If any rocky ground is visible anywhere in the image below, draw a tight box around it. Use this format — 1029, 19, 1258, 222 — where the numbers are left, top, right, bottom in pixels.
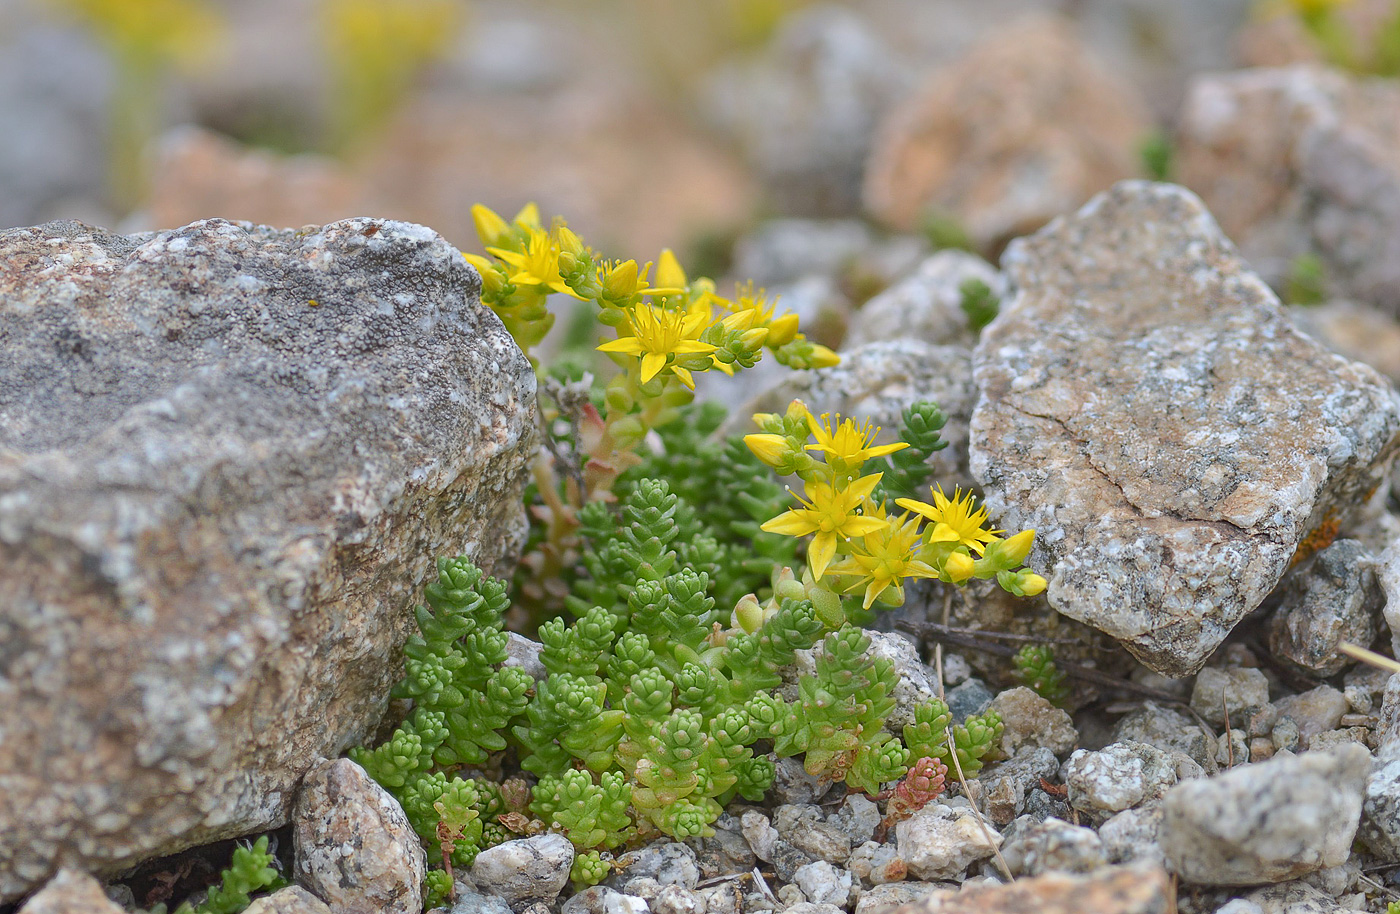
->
7, 1, 1400, 914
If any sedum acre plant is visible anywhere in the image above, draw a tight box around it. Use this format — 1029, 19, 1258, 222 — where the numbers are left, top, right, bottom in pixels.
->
350, 204, 1044, 898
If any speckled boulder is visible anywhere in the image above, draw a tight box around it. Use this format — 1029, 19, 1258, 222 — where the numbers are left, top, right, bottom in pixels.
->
971, 181, 1400, 676
0, 218, 536, 900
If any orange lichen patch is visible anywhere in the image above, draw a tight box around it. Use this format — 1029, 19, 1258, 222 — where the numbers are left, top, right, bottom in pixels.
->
1290, 510, 1341, 568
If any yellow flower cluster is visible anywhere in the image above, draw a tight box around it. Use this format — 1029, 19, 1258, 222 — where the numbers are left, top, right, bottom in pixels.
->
464, 203, 839, 388
746, 400, 1046, 610
46, 0, 220, 68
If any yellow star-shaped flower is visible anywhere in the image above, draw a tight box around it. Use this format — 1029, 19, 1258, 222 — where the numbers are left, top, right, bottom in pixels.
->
760, 473, 889, 579
596, 303, 716, 389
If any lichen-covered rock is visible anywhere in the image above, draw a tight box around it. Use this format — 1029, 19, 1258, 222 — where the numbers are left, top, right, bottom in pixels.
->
470, 835, 574, 908
1268, 540, 1382, 677
843, 251, 1004, 351
15, 869, 125, 914
1360, 743, 1400, 861
0, 218, 535, 900
971, 180, 1400, 677
1160, 744, 1371, 885
863, 15, 1151, 251
293, 758, 425, 914
772, 806, 852, 866
1063, 741, 1200, 821
902, 863, 1171, 914
1174, 66, 1400, 317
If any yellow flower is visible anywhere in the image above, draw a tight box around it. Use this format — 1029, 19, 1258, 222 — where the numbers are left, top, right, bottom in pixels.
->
828, 510, 936, 609
761, 474, 889, 579
805, 412, 908, 467
596, 303, 716, 388
655, 248, 687, 291
471, 204, 512, 249
944, 551, 976, 583
488, 224, 578, 297
897, 486, 1001, 555
743, 433, 792, 467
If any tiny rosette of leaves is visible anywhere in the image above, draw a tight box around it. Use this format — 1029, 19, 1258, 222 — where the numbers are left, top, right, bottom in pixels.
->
172, 836, 284, 914
1013, 643, 1070, 706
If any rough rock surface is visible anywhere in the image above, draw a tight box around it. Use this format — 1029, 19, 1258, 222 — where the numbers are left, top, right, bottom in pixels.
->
893, 803, 1001, 880
1063, 741, 1197, 821
293, 758, 425, 914
904, 863, 1171, 914
843, 251, 1003, 350
1267, 539, 1382, 677
998, 815, 1106, 877
1160, 744, 1371, 884
863, 15, 1151, 250
970, 181, 1400, 676
987, 687, 1077, 757
15, 869, 125, 914
0, 218, 536, 899
1175, 66, 1400, 317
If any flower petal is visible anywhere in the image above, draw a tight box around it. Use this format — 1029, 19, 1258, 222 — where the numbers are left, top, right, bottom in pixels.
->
809, 532, 837, 580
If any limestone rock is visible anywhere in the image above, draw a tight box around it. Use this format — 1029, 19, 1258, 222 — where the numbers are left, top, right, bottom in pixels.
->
901, 863, 1171, 914
293, 758, 424, 914
15, 869, 125, 914
1274, 686, 1350, 750
1191, 668, 1271, 729
1113, 702, 1218, 775
971, 180, 1400, 676
843, 251, 1004, 351
0, 218, 535, 899
1267, 539, 1382, 677
1175, 65, 1400, 317
1160, 744, 1371, 885
998, 815, 1105, 878
1063, 741, 1197, 821
852, 882, 937, 914
987, 687, 1078, 758
863, 15, 1151, 251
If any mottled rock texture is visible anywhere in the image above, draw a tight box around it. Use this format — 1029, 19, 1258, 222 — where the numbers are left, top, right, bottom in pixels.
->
863, 15, 1151, 251
15, 869, 125, 914
903, 862, 1171, 914
1267, 539, 1382, 677
971, 181, 1400, 676
244, 887, 334, 914
1175, 65, 1400, 317
293, 758, 425, 914
0, 218, 536, 900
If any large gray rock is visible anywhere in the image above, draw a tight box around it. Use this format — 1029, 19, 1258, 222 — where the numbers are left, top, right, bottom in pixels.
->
1159, 745, 1371, 885
971, 181, 1400, 676
0, 218, 536, 900
1175, 65, 1400, 318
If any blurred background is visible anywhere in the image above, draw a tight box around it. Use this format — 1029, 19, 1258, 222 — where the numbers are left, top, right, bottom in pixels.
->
1, 0, 1394, 275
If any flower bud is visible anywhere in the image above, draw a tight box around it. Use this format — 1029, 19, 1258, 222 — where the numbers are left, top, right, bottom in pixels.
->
655, 248, 687, 291
983, 529, 1036, 571
733, 593, 766, 634
808, 344, 841, 368
1018, 572, 1047, 597
740, 327, 770, 350
773, 567, 806, 602
471, 204, 511, 248
767, 312, 801, 347
944, 551, 976, 583
603, 260, 639, 300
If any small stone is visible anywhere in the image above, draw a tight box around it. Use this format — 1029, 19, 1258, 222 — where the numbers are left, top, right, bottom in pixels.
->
1244, 705, 1280, 740
1249, 738, 1276, 763
774, 806, 851, 866
894, 803, 1001, 881
791, 861, 852, 908
775, 885, 805, 909
998, 816, 1106, 878
844, 251, 1004, 350
1378, 674, 1400, 747
1267, 540, 1382, 677
1309, 727, 1372, 753
1219, 881, 1351, 914
1271, 718, 1301, 753
563, 886, 620, 914
852, 883, 939, 914
686, 815, 756, 880
445, 889, 513, 914
470, 834, 574, 908
618, 879, 663, 903
243, 886, 333, 914
293, 758, 425, 914
504, 633, 547, 682
741, 811, 779, 863
827, 795, 881, 847
615, 843, 700, 890
946, 679, 995, 724
768, 758, 837, 807
1098, 805, 1165, 869
1160, 744, 1371, 884
901, 863, 1171, 914
847, 842, 907, 886
1113, 703, 1218, 774
1021, 788, 1072, 824
770, 840, 815, 884
1063, 742, 1196, 820
988, 688, 1078, 757
969, 180, 1400, 677
1216, 729, 1249, 768
604, 894, 649, 914
1274, 686, 1350, 749
980, 747, 1061, 826
16, 869, 126, 914
699, 883, 743, 914
1190, 668, 1271, 729
651, 886, 703, 914
941, 654, 972, 687
782, 904, 843, 914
